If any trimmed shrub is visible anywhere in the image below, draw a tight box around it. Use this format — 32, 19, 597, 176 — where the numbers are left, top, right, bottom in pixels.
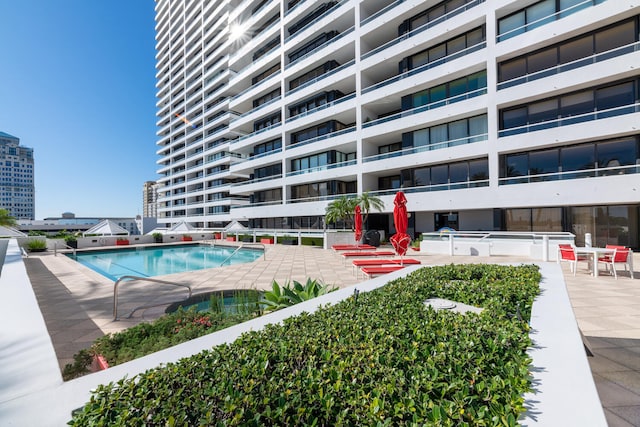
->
69, 264, 540, 426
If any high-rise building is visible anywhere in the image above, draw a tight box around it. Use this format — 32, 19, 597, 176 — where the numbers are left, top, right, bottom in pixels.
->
154, 0, 640, 249
0, 131, 35, 220
142, 180, 160, 217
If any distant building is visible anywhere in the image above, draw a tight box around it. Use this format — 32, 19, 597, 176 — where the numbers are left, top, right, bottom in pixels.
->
18, 212, 143, 235
142, 181, 160, 218
0, 131, 35, 220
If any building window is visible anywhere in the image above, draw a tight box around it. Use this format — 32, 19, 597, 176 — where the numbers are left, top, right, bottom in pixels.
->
288, 2, 337, 36
288, 31, 338, 63
399, 26, 485, 73
497, 0, 607, 42
500, 136, 640, 184
500, 78, 638, 135
253, 112, 281, 131
289, 60, 339, 90
288, 90, 344, 117
498, 17, 637, 85
290, 120, 348, 145
253, 139, 282, 156
253, 88, 281, 108
403, 71, 486, 110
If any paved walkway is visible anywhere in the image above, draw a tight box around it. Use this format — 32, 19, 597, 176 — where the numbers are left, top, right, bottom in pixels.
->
21, 244, 640, 426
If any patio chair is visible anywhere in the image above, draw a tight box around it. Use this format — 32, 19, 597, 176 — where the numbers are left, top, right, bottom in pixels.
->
598, 247, 632, 279
559, 247, 589, 276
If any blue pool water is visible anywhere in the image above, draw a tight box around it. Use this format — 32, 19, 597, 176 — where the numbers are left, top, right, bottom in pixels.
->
68, 244, 263, 281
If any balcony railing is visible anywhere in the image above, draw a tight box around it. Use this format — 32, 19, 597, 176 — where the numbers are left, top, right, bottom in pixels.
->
497, 0, 607, 43
230, 173, 283, 187
363, 134, 488, 163
286, 93, 356, 123
285, 26, 354, 69
361, 0, 484, 59
286, 159, 356, 177
246, 147, 282, 162
288, 126, 356, 150
232, 122, 282, 144
370, 179, 490, 197
498, 41, 640, 90
286, 59, 355, 96
234, 96, 281, 121
284, 0, 347, 44
231, 71, 281, 102
362, 42, 485, 94
363, 88, 487, 129
287, 191, 358, 204
498, 102, 640, 138
499, 163, 639, 185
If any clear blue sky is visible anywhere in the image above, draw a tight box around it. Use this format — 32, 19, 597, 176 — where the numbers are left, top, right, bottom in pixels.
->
0, 1, 158, 219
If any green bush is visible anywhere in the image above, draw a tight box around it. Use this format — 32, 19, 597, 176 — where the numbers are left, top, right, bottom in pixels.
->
301, 236, 323, 246
26, 239, 46, 251
69, 264, 540, 426
260, 278, 337, 312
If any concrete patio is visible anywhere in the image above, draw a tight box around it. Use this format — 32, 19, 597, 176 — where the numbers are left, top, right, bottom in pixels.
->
2, 241, 639, 425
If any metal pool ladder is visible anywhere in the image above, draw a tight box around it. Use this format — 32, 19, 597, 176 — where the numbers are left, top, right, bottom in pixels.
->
113, 275, 192, 320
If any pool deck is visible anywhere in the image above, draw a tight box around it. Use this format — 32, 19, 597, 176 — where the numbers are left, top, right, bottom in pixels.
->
6, 243, 640, 426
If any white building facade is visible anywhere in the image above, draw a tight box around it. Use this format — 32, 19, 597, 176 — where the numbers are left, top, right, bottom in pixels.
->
154, 0, 640, 249
0, 131, 35, 220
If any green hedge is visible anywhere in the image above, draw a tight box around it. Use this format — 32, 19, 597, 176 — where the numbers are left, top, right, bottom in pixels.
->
69, 264, 540, 426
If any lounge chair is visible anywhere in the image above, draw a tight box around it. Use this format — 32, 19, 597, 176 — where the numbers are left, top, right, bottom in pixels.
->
360, 265, 406, 279
331, 244, 375, 251
340, 250, 396, 264
352, 258, 421, 276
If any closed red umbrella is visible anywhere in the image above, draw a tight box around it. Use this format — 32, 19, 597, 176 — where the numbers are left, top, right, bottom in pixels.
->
390, 191, 410, 257
354, 205, 363, 243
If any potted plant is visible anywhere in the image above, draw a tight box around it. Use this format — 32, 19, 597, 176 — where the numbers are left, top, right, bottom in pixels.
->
26, 239, 47, 252
116, 237, 130, 246
65, 235, 78, 249
152, 232, 163, 243
239, 234, 253, 243
181, 234, 193, 242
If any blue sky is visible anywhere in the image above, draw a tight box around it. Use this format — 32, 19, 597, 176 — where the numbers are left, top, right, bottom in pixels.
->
0, 1, 158, 219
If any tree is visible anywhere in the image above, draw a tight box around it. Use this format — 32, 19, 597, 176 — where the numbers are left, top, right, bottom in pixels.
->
324, 196, 357, 229
0, 209, 16, 227
356, 192, 384, 228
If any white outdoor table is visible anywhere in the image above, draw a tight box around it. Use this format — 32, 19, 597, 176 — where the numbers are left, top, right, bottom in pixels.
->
574, 247, 615, 277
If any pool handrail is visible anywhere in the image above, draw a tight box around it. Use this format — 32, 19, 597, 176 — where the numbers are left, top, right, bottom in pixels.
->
53, 241, 76, 257
113, 275, 192, 320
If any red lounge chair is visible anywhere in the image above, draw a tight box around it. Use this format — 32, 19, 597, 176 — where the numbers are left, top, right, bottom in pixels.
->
558, 247, 589, 276
331, 244, 375, 251
340, 251, 396, 264
352, 258, 421, 275
360, 265, 406, 278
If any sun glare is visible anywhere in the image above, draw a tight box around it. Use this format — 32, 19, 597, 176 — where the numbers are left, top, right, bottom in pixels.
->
229, 22, 249, 42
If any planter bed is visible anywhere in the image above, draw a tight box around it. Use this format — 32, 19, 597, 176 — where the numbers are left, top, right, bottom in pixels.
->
70, 264, 541, 425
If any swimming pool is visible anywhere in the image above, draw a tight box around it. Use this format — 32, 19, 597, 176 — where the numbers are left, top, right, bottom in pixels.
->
68, 244, 263, 281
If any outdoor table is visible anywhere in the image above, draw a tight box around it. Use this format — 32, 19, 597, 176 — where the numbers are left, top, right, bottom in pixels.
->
574, 247, 615, 277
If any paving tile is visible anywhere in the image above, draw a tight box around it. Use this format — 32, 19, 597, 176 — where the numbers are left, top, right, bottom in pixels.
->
605, 408, 637, 427
593, 373, 640, 407
610, 406, 640, 426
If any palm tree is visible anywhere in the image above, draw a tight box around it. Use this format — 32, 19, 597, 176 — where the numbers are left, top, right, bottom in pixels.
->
324, 196, 357, 229
0, 209, 16, 227
356, 192, 384, 229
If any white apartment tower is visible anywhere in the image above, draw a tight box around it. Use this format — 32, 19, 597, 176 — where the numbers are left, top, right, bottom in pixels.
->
0, 131, 35, 220
142, 180, 160, 217
154, 0, 640, 249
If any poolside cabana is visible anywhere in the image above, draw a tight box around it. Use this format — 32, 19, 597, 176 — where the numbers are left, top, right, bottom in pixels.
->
82, 220, 129, 237
165, 220, 195, 234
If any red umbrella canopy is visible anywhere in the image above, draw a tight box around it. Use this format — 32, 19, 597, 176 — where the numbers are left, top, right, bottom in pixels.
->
354, 205, 363, 242
390, 191, 410, 256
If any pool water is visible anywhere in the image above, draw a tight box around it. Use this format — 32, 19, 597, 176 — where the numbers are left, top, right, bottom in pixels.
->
68, 244, 263, 281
